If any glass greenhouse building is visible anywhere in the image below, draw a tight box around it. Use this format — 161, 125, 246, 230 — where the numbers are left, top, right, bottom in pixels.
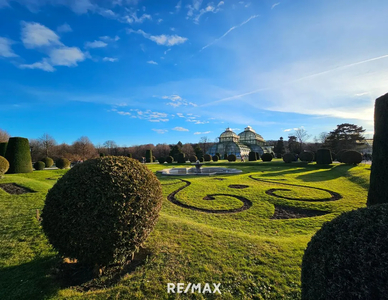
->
206, 126, 273, 160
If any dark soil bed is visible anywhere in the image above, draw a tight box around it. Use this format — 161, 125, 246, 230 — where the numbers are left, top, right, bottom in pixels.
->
228, 184, 249, 189
0, 183, 35, 195
271, 205, 329, 219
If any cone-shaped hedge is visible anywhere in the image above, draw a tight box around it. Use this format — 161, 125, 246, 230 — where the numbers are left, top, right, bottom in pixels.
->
302, 204, 388, 300
145, 149, 153, 163
368, 93, 388, 206
177, 153, 186, 163
0, 156, 9, 175
34, 161, 45, 170
5, 137, 33, 174
0, 142, 7, 157
41, 157, 54, 168
316, 149, 332, 165
41, 156, 163, 267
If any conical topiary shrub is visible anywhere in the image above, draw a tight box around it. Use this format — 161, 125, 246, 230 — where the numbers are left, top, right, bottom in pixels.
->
0, 142, 7, 157
368, 93, 388, 206
5, 137, 33, 174
316, 149, 332, 165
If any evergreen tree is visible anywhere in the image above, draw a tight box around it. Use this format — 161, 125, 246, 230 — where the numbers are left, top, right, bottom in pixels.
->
273, 137, 286, 155
325, 123, 365, 153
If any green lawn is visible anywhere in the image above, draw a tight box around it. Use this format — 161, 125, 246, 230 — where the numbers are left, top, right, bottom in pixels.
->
0, 160, 370, 299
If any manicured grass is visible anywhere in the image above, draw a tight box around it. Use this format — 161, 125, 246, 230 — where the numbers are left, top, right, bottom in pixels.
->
0, 161, 370, 299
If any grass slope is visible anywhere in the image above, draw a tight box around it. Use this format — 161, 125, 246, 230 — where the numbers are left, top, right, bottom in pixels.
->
0, 161, 370, 299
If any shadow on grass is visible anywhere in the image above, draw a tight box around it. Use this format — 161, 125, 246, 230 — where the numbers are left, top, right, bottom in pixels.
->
296, 164, 356, 182
0, 256, 59, 300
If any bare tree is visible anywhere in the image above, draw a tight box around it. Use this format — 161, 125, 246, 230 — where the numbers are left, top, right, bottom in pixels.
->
199, 136, 212, 154
103, 140, 117, 155
39, 133, 57, 157
181, 143, 195, 157
0, 129, 10, 142
153, 143, 171, 159
294, 128, 311, 150
72, 136, 97, 160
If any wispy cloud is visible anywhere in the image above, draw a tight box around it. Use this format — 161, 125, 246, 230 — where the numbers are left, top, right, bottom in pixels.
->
200, 14, 259, 52
57, 23, 72, 33
103, 57, 118, 62
194, 131, 211, 135
127, 29, 188, 46
271, 2, 280, 9
153, 129, 168, 134
19, 59, 55, 71
85, 40, 107, 48
21, 22, 62, 48
162, 94, 197, 107
173, 127, 189, 131
100, 35, 120, 42
147, 60, 158, 65
0, 37, 18, 57
175, 0, 182, 12
129, 109, 169, 122
123, 11, 152, 23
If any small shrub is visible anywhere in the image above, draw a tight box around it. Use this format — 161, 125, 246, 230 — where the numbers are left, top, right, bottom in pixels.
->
189, 155, 197, 163
4, 137, 33, 174
0, 156, 9, 175
34, 161, 45, 170
165, 156, 174, 163
227, 154, 236, 162
42, 156, 163, 267
316, 149, 332, 164
248, 151, 257, 161
145, 150, 153, 163
204, 154, 212, 162
282, 153, 295, 163
158, 157, 165, 164
212, 155, 219, 162
342, 150, 362, 165
56, 158, 70, 169
41, 157, 54, 168
299, 151, 314, 162
302, 204, 388, 300
177, 153, 186, 163
261, 153, 273, 162
199, 157, 204, 162
0, 142, 7, 157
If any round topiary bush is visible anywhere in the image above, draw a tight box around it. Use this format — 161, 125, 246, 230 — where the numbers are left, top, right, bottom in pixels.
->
227, 154, 236, 162
5, 137, 33, 174
177, 153, 186, 163
0, 156, 9, 175
158, 157, 165, 164
275, 153, 282, 159
41, 156, 163, 268
282, 153, 295, 163
212, 155, 219, 162
165, 156, 173, 164
341, 150, 362, 165
302, 203, 388, 300
0, 142, 7, 157
189, 155, 197, 163
316, 148, 332, 165
299, 151, 314, 162
261, 153, 273, 162
204, 154, 212, 162
199, 157, 204, 162
41, 157, 54, 168
248, 151, 257, 161
336, 149, 349, 163
34, 161, 45, 170
56, 158, 70, 169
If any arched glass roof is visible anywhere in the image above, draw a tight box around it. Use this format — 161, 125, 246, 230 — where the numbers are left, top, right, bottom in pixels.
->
219, 127, 240, 143
238, 126, 265, 144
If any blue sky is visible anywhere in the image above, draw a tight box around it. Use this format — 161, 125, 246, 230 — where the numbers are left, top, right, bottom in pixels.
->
1, 0, 387, 146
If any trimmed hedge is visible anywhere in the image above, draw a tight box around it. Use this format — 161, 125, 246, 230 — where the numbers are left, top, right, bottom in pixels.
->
189, 155, 197, 163
248, 151, 257, 161
5, 137, 33, 174
0, 142, 7, 157
342, 150, 362, 165
299, 151, 314, 162
158, 157, 165, 164
0, 156, 9, 175
368, 93, 388, 206
316, 149, 332, 164
177, 153, 186, 163
261, 153, 273, 162
199, 157, 204, 162
336, 149, 350, 163
212, 155, 219, 162
227, 154, 236, 162
204, 154, 212, 162
41, 157, 54, 168
165, 156, 173, 164
282, 153, 295, 163
145, 150, 153, 163
56, 158, 70, 169
34, 161, 45, 170
41, 156, 163, 267
302, 204, 388, 300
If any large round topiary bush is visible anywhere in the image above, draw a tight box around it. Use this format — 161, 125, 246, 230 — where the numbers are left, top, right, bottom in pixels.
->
302, 204, 388, 300
0, 156, 9, 175
299, 151, 314, 162
56, 158, 70, 169
158, 157, 165, 164
41, 157, 54, 168
189, 155, 197, 163
0, 142, 7, 157
316, 148, 332, 164
204, 154, 212, 162
5, 137, 33, 174
34, 161, 45, 170
261, 153, 273, 162
227, 154, 236, 162
282, 153, 295, 163
177, 153, 186, 163
41, 156, 163, 267
336, 149, 350, 163
341, 150, 362, 165
212, 155, 219, 162
165, 156, 173, 163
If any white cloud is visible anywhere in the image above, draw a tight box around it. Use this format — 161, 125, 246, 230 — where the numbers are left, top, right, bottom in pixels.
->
129, 109, 169, 122
194, 131, 211, 135
271, 2, 280, 9
162, 94, 197, 108
19, 59, 55, 72
153, 129, 168, 134
103, 57, 118, 62
117, 111, 131, 116
21, 22, 62, 49
85, 40, 108, 48
173, 127, 189, 131
147, 60, 158, 65
0, 37, 18, 57
57, 23, 72, 33
128, 29, 188, 46
49, 46, 85, 66
175, 0, 182, 12
100, 35, 120, 42
123, 12, 152, 23
283, 129, 292, 132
